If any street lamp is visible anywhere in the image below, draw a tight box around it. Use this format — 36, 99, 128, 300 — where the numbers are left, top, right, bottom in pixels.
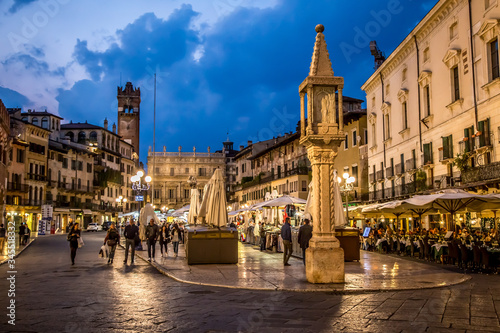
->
338, 173, 355, 225
131, 171, 152, 218
115, 195, 127, 207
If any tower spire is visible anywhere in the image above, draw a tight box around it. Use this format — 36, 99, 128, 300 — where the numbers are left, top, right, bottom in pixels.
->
309, 24, 334, 77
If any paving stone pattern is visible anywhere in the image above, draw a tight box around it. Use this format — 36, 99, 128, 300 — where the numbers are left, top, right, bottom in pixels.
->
0, 233, 499, 332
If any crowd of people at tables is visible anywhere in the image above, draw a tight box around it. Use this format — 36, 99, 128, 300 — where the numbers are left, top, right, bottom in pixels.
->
360, 221, 500, 272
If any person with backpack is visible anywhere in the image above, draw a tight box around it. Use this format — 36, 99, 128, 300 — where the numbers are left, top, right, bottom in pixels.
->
145, 218, 159, 262
103, 223, 120, 264
67, 223, 81, 265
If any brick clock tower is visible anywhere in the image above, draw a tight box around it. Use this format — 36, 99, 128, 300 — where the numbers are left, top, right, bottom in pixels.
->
117, 82, 140, 160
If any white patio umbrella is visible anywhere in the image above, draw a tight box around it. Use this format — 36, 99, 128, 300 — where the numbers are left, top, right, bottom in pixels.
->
187, 189, 201, 225
172, 204, 190, 217
257, 195, 307, 207
200, 169, 228, 228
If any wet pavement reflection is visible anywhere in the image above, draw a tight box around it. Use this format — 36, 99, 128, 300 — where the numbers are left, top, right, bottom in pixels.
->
0, 233, 499, 333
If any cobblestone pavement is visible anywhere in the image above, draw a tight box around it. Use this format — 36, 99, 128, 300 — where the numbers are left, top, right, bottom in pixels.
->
0, 233, 499, 333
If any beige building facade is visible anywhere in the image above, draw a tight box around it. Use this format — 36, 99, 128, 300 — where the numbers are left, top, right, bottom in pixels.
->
362, 0, 500, 201
148, 146, 226, 210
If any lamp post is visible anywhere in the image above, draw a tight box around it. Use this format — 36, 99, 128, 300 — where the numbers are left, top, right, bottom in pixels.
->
130, 171, 152, 218
338, 172, 355, 226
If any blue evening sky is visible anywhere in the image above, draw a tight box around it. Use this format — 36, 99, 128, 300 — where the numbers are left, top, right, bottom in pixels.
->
0, 0, 438, 163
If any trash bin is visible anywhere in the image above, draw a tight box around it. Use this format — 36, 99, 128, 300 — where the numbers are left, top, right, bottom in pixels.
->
335, 228, 360, 261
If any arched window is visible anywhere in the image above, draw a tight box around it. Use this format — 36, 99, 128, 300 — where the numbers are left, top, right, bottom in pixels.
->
78, 131, 86, 143
89, 131, 97, 142
39, 187, 43, 202
66, 132, 74, 142
41, 117, 49, 129
102, 133, 106, 146
52, 119, 55, 130
21, 117, 28, 122
34, 187, 38, 204
32, 117, 38, 126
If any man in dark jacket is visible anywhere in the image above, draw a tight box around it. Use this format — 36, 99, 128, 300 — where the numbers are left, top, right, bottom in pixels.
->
123, 219, 139, 264
281, 217, 293, 266
145, 219, 159, 262
298, 219, 313, 265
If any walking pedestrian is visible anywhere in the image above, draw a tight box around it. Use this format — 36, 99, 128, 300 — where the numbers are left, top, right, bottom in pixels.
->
259, 222, 267, 251
0, 223, 6, 254
123, 219, 139, 264
281, 217, 293, 266
298, 219, 313, 265
23, 226, 31, 245
103, 223, 120, 264
159, 224, 171, 258
68, 223, 81, 265
18, 222, 26, 246
145, 218, 159, 262
171, 223, 181, 257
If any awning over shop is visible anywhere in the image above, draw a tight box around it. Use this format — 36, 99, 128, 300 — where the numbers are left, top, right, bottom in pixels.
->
82, 209, 92, 215
54, 208, 70, 212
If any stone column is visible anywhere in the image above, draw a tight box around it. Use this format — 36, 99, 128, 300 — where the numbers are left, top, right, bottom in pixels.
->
299, 24, 345, 283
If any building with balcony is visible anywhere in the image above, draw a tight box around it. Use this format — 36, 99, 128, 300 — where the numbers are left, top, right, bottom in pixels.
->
334, 97, 369, 204
362, 0, 500, 202
6, 109, 50, 232
147, 146, 226, 210
60, 119, 137, 225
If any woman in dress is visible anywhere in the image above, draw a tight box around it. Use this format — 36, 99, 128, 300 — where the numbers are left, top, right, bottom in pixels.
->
68, 223, 81, 265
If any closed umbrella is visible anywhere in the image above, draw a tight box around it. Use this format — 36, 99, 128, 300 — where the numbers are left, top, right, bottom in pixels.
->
187, 189, 201, 225
197, 181, 213, 223
204, 169, 228, 228
333, 175, 347, 227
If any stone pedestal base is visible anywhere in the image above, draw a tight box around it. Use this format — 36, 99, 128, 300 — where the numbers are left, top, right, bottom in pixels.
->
305, 246, 345, 284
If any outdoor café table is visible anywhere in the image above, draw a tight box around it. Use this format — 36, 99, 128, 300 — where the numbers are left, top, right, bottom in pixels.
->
375, 238, 387, 247
431, 242, 448, 260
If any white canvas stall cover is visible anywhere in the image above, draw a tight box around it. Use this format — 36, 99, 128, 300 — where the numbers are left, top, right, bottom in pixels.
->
187, 189, 201, 224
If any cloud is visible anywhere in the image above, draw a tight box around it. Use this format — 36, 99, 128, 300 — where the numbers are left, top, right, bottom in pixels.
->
0, 86, 32, 108
2, 53, 64, 76
8, 0, 37, 13
54, 0, 439, 162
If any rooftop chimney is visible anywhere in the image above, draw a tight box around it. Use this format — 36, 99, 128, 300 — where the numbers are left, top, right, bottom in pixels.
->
240, 145, 244, 151
247, 140, 252, 146
112, 123, 116, 133
104, 118, 108, 130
